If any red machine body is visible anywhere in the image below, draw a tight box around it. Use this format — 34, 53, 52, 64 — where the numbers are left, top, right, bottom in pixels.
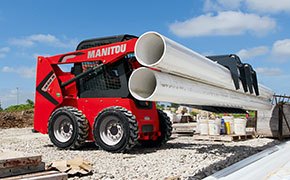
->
34, 37, 164, 147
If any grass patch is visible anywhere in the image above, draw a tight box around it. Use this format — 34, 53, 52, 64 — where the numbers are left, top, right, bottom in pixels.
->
1, 99, 34, 112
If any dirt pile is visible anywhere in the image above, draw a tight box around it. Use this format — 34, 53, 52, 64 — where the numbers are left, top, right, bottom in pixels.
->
0, 110, 34, 128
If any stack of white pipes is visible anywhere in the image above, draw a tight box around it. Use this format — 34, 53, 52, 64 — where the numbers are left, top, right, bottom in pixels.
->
128, 31, 274, 111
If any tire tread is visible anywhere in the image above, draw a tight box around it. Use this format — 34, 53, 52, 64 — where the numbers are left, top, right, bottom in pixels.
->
48, 106, 89, 150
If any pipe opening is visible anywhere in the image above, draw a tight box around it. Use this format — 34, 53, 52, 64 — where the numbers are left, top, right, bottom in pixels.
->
129, 68, 157, 100
135, 32, 165, 66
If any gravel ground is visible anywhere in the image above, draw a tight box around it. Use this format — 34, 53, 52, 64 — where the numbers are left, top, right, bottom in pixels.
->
0, 128, 281, 180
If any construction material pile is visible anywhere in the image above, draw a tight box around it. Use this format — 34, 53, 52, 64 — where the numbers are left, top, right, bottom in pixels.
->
129, 32, 273, 111
0, 110, 34, 128
197, 116, 247, 136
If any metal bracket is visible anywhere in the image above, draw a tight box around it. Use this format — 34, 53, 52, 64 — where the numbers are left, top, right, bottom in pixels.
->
206, 54, 260, 96
190, 105, 247, 113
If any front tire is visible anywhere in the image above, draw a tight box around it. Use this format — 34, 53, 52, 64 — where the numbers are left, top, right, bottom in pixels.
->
93, 106, 138, 153
48, 106, 89, 150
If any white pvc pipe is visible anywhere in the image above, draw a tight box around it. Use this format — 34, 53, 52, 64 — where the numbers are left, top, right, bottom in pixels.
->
135, 31, 273, 100
129, 68, 272, 111
205, 141, 290, 180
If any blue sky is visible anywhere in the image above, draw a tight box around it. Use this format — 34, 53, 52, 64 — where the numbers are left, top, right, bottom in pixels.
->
0, 0, 290, 108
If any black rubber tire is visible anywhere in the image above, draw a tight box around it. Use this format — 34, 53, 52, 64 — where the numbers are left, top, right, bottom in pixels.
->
48, 106, 89, 150
93, 106, 138, 153
139, 110, 172, 147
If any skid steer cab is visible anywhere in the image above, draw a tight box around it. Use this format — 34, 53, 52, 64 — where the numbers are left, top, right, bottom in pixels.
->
33, 35, 172, 153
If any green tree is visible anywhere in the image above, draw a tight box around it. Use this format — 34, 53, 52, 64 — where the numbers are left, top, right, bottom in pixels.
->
4, 99, 34, 112
170, 103, 179, 109
26, 99, 34, 107
156, 103, 165, 110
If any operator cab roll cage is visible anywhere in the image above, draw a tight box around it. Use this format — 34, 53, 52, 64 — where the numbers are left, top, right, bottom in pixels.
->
59, 34, 152, 109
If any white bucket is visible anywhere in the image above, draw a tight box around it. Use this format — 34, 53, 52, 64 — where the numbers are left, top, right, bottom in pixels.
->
208, 119, 221, 135
198, 119, 208, 135
222, 116, 234, 134
175, 114, 182, 123
234, 118, 247, 135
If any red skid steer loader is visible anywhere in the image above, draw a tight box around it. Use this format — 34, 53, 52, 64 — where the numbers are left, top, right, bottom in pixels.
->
33, 35, 172, 153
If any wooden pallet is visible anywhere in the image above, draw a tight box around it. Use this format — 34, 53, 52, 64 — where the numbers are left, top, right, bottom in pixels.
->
0, 150, 67, 179
2, 170, 67, 180
172, 122, 197, 135
192, 134, 254, 142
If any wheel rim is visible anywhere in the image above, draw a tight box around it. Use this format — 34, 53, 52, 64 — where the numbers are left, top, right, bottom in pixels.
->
99, 116, 124, 146
53, 115, 73, 143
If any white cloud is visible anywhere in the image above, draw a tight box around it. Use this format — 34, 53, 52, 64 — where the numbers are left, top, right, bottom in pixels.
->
29, 34, 58, 43
0, 47, 10, 53
0, 90, 17, 108
256, 67, 283, 76
245, 0, 290, 14
0, 89, 35, 108
235, 39, 290, 62
203, 0, 290, 14
9, 34, 77, 49
1, 66, 35, 78
237, 46, 269, 60
272, 39, 290, 58
204, 0, 243, 12
169, 11, 276, 37
33, 53, 51, 59
2, 66, 14, 72
0, 47, 10, 58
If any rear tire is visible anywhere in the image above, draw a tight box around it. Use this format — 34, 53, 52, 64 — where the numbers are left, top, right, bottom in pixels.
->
139, 110, 172, 147
48, 106, 89, 150
93, 106, 138, 153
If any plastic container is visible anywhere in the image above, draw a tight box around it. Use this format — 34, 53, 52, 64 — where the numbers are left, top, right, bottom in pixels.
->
175, 114, 182, 123
208, 119, 221, 135
234, 118, 247, 135
225, 122, 231, 135
198, 119, 208, 135
220, 118, 225, 134
222, 116, 234, 134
